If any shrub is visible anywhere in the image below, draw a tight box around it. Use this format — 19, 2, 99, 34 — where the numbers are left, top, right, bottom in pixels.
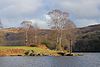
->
41, 40, 50, 48
30, 44, 37, 47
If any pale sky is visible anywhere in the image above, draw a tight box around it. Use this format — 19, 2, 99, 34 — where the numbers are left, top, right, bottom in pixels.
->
0, 0, 100, 28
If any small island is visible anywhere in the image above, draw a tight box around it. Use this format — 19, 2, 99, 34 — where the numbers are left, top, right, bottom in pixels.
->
0, 9, 80, 56
0, 1, 100, 67
0, 46, 80, 56
0, 9, 100, 56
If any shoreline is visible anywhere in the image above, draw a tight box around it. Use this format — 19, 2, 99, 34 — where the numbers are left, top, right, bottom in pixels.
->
0, 46, 81, 56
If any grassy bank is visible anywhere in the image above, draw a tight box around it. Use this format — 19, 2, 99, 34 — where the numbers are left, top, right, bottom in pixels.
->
0, 46, 81, 56
0, 46, 60, 56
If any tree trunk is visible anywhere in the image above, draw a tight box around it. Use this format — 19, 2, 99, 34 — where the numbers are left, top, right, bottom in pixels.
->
57, 30, 63, 51
69, 40, 72, 54
59, 37, 63, 51
25, 30, 28, 46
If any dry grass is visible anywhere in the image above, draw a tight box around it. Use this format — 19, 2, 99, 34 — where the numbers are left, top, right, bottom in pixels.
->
0, 46, 60, 56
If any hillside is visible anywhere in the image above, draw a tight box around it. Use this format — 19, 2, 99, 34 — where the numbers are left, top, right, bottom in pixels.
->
79, 24, 100, 33
74, 24, 100, 52
0, 28, 25, 46
0, 24, 100, 52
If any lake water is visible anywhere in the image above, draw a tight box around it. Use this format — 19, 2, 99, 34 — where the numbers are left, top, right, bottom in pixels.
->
0, 53, 100, 67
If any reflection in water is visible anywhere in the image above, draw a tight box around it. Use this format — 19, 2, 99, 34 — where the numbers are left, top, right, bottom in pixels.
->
0, 53, 100, 67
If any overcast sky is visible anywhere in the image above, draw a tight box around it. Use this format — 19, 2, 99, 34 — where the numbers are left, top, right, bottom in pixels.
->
0, 0, 100, 28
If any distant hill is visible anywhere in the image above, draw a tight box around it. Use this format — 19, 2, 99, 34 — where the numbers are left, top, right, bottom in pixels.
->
0, 28, 51, 46
0, 28, 20, 33
79, 24, 100, 33
74, 24, 100, 52
0, 28, 25, 46
0, 24, 100, 52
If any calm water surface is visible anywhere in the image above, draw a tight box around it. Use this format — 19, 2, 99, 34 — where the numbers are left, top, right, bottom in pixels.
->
0, 53, 100, 67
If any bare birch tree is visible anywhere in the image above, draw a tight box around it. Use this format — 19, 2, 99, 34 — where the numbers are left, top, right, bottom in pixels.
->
21, 21, 33, 46
33, 23, 40, 45
47, 9, 69, 50
21, 20, 40, 46
64, 20, 77, 54
0, 19, 3, 28
47, 9, 76, 52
